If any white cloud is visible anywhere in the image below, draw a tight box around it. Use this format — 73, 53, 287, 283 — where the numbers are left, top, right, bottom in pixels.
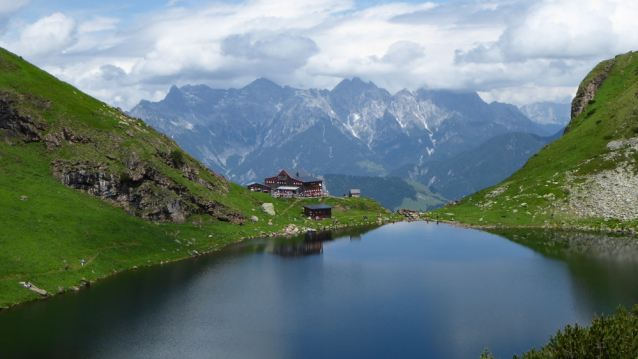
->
221, 33, 319, 64
379, 41, 426, 65
78, 16, 119, 33
0, 0, 29, 34
1, 0, 637, 110
13, 12, 77, 58
456, 0, 622, 63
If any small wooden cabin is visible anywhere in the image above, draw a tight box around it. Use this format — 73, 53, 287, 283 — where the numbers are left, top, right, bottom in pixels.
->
302, 204, 333, 219
349, 189, 361, 198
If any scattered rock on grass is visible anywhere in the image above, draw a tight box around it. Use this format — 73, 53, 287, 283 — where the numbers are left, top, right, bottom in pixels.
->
261, 203, 276, 216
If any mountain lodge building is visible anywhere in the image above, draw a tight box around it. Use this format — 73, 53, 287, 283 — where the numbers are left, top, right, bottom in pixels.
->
247, 168, 324, 197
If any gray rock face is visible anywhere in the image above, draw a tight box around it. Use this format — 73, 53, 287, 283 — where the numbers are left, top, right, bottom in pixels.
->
130, 78, 546, 184
50, 158, 245, 224
560, 137, 638, 221
570, 60, 615, 120
566, 166, 638, 220
0, 91, 49, 143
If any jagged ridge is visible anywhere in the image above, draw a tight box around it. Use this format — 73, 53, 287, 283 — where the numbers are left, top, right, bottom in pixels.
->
130, 78, 547, 184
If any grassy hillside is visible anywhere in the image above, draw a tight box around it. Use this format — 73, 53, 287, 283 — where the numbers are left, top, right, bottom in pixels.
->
0, 48, 398, 308
428, 51, 638, 231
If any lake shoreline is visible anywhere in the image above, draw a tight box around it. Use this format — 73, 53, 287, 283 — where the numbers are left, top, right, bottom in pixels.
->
0, 218, 403, 311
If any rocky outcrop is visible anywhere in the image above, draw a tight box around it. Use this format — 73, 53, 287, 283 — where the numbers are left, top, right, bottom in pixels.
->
0, 91, 49, 143
560, 137, 638, 221
397, 208, 420, 219
50, 159, 245, 224
570, 60, 615, 121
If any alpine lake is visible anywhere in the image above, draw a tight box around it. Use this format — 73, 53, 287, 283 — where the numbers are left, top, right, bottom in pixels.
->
2, 221, 638, 359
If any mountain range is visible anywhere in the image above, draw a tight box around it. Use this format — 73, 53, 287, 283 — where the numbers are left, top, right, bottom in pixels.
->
129, 78, 565, 187
519, 102, 570, 135
392, 130, 563, 200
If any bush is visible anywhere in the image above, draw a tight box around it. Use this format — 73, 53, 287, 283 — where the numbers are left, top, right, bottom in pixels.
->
510, 305, 638, 359
170, 149, 185, 167
119, 171, 131, 183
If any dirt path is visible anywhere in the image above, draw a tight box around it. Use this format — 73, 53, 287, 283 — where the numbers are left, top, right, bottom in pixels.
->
276, 198, 301, 218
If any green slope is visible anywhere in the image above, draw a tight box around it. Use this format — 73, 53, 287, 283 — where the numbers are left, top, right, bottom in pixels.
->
429, 51, 638, 231
0, 48, 397, 308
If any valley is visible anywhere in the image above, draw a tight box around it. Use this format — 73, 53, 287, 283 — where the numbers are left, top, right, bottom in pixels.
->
2, 1, 638, 358
0, 48, 399, 308
130, 78, 569, 210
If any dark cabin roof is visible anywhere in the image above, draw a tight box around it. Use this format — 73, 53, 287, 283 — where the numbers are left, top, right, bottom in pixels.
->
284, 168, 310, 178
272, 168, 321, 183
298, 176, 321, 183
302, 204, 333, 210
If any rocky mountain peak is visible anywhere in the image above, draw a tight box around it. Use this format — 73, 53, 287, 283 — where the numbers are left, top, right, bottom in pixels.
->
163, 85, 185, 106
130, 77, 548, 184
243, 77, 287, 102
331, 77, 389, 97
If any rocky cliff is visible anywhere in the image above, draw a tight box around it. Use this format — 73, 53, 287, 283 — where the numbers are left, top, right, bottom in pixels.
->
570, 59, 616, 120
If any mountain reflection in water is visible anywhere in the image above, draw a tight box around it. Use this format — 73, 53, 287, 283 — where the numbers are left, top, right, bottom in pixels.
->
492, 228, 638, 317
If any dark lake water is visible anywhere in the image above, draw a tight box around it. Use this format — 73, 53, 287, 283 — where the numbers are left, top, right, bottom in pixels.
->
2, 221, 638, 358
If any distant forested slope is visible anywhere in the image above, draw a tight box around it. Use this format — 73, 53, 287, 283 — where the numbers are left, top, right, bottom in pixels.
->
324, 174, 417, 210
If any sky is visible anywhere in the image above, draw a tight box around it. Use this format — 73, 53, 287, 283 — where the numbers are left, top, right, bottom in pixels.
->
0, 0, 637, 110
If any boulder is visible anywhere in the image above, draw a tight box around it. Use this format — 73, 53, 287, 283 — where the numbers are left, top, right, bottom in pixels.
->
261, 203, 276, 216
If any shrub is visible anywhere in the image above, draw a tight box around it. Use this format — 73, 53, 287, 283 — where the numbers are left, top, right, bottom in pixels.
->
512, 305, 638, 359
119, 171, 131, 183
170, 149, 185, 167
